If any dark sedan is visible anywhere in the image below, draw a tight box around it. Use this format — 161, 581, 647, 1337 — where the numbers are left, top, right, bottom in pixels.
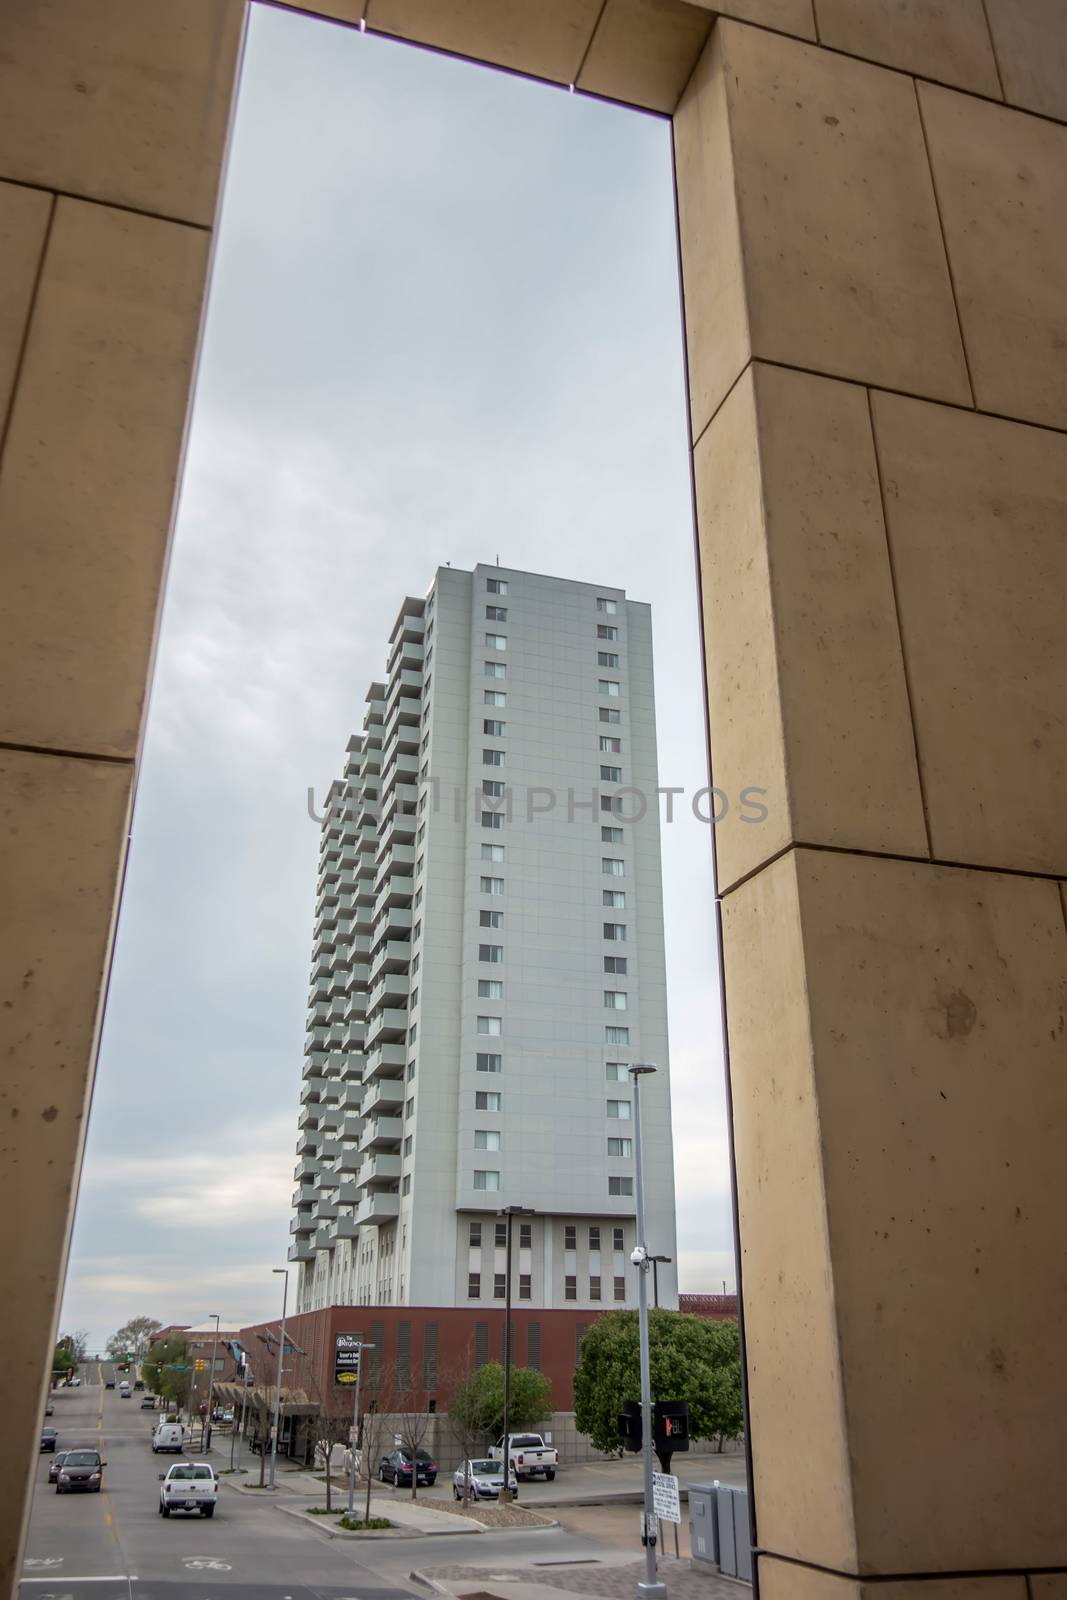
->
57, 1448, 105, 1493
379, 1448, 437, 1487
40, 1428, 58, 1453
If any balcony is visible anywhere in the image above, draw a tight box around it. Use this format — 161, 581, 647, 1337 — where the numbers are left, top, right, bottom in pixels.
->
316, 1199, 339, 1221
366, 971, 409, 1017
290, 1213, 315, 1236
336, 1146, 364, 1174
330, 1215, 360, 1242
288, 1240, 314, 1262
373, 881, 413, 925
374, 839, 416, 878
364, 1041, 406, 1083
294, 1156, 323, 1182
365, 1008, 409, 1050
355, 1191, 401, 1227
361, 1079, 403, 1120
313, 1226, 335, 1251
297, 1107, 318, 1131
360, 1116, 403, 1152
295, 1128, 321, 1156
358, 1152, 402, 1187
292, 1184, 317, 1207
300, 1073, 326, 1103
337, 1181, 361, 1205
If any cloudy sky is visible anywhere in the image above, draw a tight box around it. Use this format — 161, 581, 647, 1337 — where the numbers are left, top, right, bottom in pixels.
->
61, 3, 734, 1351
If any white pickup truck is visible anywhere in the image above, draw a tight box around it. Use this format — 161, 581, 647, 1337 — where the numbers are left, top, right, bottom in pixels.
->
490, 1433, 558, 1482
158, 1461, 219, 1517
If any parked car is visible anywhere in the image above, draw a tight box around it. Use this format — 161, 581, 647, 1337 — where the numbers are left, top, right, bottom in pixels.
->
48, 1451, 70, 1484
140, 1395, 156, 1410
40, 1428, 58, 1453
56, 1448, 105, 1493
152, 1422, 185, 1454
158, 1461, 218, 1518
452, 1458, 519, 1501
379, 1448, 437, 1487
490, 1433, 558, 1481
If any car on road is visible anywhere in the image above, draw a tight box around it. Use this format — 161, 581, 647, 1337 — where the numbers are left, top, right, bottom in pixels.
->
152, 1421, 185, 1453
140, 1395, 156, 1409
56, 1448, 105, 1493
48, 1451, 71, 1484
40, 1428, 58, 1452
134, 1379, 145, 1390
104, 1378, 115, 1389
67, 1376, 81, 1387
379, 1447, 437, 1487
158, 1461, 218, 1518
452, 1458, 519, 1501
44, 1401, 54, 1416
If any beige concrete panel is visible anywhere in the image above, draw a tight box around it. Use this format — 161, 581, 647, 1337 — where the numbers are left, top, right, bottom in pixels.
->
691, 0, 816, 37
795, 850, 1067, 1573
672, 27, 750, 438
0, 199, 210, 759
576, 0, 713, 114
813, 0, 1001, 97
720, 22, 971, 405
918, 83, 1067, 431
0, 184, 52, 429
364, 0, 602, 84
0, 749, 132, 1599
760, 1563, 1026, 1599
985, 0, 1067, 122
722, 852, 856, 1573
0, 0, 243, 227
871, 392, 1067, 876
1030, 1579, 1067, 1599
695, 364, 927, 892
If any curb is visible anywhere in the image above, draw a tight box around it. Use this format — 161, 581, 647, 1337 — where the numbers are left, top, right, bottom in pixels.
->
410, 1570, 452, 1595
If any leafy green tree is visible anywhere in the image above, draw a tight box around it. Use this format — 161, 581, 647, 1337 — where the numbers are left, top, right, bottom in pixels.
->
142, 1338, 191, 1408
573, 1310, 744, 1460
52, 1342, 77, 1382
107, 1315, 160, 1361
450, 1362, 552, 1445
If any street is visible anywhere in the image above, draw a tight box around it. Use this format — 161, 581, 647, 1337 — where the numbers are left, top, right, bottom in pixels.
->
22, 1364, 620, 1600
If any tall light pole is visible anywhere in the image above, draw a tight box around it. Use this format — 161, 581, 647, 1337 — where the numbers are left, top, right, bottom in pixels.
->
648, 1256, 672, 1310
204, 1313, 222, 1449
347, 1341, 374, 1517
268, 1268, 289, 1489
630, 1064, 666, 1600
499, 1203, 533, 1502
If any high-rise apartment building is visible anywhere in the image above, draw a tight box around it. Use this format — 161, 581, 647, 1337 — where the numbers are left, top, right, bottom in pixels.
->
291, 564, 677, 1313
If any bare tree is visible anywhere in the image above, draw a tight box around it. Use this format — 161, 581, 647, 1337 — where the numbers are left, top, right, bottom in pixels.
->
313, 1412, 352, 1512
358, 1398, 396, 1526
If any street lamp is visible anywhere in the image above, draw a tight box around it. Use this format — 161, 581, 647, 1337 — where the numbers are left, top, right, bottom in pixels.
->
498, 1203, 534, 1502
347, 1341, 375, 1517
629, 1063, 666, 1600
204, 1313, 222, 1450
268, 1268, 289, 1489
648, 1256, 672, 1310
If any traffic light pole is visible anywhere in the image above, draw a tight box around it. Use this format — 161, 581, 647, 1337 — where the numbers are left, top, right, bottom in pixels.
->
630, 1065, 666, 1600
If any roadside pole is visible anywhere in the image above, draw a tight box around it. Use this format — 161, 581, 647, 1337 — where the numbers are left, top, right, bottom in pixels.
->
204, 1313, 221, 1451
233, 1367, 252, 1471
631, 1064, 666, 1600
347, 1341, 372, 1517
269, 1268, 289, 1489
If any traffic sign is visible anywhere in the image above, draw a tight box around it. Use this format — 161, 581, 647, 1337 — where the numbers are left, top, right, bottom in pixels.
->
652, 1471, 681, 1524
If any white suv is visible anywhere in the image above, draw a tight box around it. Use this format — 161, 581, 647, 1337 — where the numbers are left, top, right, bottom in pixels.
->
158, 1461, 218, 1518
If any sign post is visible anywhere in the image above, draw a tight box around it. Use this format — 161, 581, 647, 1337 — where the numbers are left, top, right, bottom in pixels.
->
335, 1335, 373, 1520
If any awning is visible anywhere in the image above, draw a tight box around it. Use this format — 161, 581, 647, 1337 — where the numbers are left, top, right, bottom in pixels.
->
212, 1381, 319, 1418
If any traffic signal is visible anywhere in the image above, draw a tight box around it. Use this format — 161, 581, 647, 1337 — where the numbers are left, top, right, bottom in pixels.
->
654, 1400, 690, 1469
618, 1399, 642, 1452
195, 1359, 206, 1372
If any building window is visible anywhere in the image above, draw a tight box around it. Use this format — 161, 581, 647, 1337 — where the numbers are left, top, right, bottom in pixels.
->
596, 624, 619, 640
604, 990, 628, 1010
484, 689, 506, 706
475, 1129, 501, 1151
604, 956, 628, 975
602, 856, 625, 875
604, 923, 626, 943
486, 577, 508, 595
601, 825, 623, 844
412, 951, 421, 974
479, 909, 503, 928
494, 1273, 506, 1298
599, 736, 622, 753
479, 944, 503, 963
496, 1221, 507, 1247
468, 1273, 481, 1297
476, 1053, 502, 1073
483, 779, 506, 798
589, 1226, 601, 1249
406, 1097, 415, 1119
600, 767, 623, 785
410, 985, 419, 1008
597, 651, 620, 669
483, 748, 506, 767
414, 886, 424, 906
404, 1135, 413, 1155
407, 1060, 416, 1081
520, 1221, 532, 1248
598, 678, 620, 695
599, 706, 621, 724
564, 1224, 577, 1249
413, 919, 422, 941
408, 1022, 418, 1043
480, 876, 504, 895
614, 1276, 626, 1301
603, 891, 626, 908
609, 1176, 634, 1196
601, 795, 624, 816
482, 810, 504, 829
476, 1091, 502, 1111
474, 1170, 501, 1191
485, 633, 507, 650
519, 1274, 532, 1300
402, 1175, 411, 1195
606, 1027, 630, 1045
596, 597, 617, 614
484, 719, 506, 736
478, 979, 503, 999
484, 661, 506, 679
590, 1276, 602, 1301
608, 1137, 634, 1157
606, 1063, 628, 1081
470, 1221, 482, 1245
486, 605, 508, 621
481, 843, 505, 862
477, 1016, 502, 1035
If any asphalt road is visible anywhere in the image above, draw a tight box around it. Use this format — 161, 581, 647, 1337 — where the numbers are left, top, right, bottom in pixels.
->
22, 1363, 431, 1600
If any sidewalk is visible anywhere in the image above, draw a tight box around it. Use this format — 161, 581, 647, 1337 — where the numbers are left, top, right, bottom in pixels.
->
417, 1556, 747, 1600
223, 1469, 496, 1534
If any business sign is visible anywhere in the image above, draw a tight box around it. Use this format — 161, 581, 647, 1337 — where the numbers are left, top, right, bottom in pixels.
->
652, 1471, 681, 1524
334, 1333, 362, 1386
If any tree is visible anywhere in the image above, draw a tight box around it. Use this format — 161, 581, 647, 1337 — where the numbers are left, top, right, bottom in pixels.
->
451, 1361, 551, 1445
107, 1315, 161, 1362
447, 1359, 501, 1505
52, 1342, 77, 1382
573, 1310, 744, 1461
58, 1330, 89, 1365
312, 1412, 352, 1512
143, 1338, 191, 1410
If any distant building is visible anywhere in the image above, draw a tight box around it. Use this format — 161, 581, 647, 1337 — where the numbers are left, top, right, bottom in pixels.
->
678, 1293, 739, 1320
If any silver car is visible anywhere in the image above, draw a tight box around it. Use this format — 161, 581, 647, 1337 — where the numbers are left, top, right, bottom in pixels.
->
452, 1457, 519, 1500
